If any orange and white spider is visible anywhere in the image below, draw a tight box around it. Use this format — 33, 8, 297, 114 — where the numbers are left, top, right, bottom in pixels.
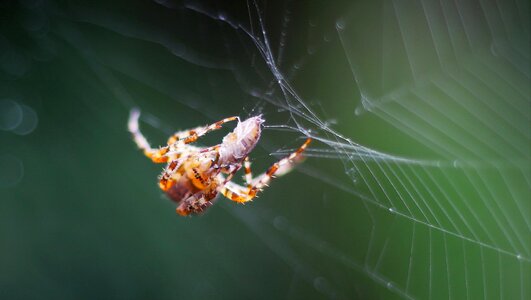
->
128, 109, 311, 216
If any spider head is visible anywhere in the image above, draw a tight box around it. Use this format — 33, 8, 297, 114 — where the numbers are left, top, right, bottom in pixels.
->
218, 115, 264, 164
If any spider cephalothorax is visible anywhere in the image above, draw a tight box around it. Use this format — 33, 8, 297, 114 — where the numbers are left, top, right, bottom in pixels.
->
128, 109, 311, 216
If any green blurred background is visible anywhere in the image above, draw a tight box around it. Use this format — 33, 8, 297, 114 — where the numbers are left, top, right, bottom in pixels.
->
0, 0, 529, 299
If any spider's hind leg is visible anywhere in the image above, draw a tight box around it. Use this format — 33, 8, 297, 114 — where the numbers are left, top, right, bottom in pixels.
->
251, 137, 312, 188
243, 156, 253, 188
220, 182, 256, 203
220, 138, 312, 203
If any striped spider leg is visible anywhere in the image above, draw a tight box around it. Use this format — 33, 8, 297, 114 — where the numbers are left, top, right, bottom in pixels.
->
220, 137, 312, 203
128, 109, 172, 163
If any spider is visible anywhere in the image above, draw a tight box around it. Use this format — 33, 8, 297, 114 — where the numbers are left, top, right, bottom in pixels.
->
128, 109, 312, 216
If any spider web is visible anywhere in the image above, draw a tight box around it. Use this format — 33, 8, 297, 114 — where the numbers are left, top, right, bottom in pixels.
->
56, 0, 529, 298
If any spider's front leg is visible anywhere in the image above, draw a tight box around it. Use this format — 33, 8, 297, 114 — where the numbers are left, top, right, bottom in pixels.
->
166, 116, 239, 145
128, 109, 170, 163
220, 138, 312, 203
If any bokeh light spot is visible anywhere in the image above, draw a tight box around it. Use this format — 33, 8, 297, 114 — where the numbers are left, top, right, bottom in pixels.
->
12, 104, 38, 135
0, 99, 23, 130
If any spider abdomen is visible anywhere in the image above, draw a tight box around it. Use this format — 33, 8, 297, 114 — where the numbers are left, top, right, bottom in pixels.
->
219, 115, 264, 163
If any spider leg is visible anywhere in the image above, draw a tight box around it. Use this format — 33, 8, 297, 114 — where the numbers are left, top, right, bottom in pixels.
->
243, 156, 253, 188
167, 116, 239, 145
158, 158, 185, 191
252, 137, 311, 189
221, 163, 242, 185
220, 138, 312, 203
220, 182, 253, 203
176, 191, 217, 216
166, 128, 201, 145
218, 155, 253, 193
128, 109, 169, 163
